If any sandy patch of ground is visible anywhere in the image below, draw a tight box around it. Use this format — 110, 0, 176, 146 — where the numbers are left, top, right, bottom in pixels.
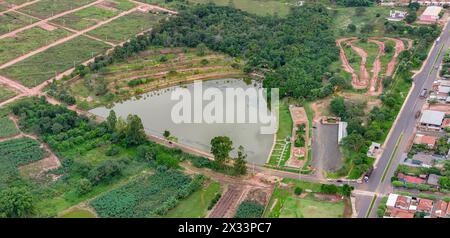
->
38, 22, 58, 31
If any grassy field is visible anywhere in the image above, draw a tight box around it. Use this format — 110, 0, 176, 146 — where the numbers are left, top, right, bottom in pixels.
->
0, 11, 36, 35
265, 178, 345, 218
59, 208, 96, 218
50, 1, 135, 31
165, 181, 221, 218
0, 27, 70, 65
60, 47, 243, 109
0, 117, 19, 138
277, 101, 293, 140
0, 85, 17, 103
279, 194, 345, 218
353, 41, 380, 77
332, 6, 400, 37
87, 11, 163, 44
0, 35, 111, 87
19, 0, 96, 19
188, 0, 301, 16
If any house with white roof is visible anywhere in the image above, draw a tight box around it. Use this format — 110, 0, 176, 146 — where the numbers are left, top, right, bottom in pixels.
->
418, 110, 446, 131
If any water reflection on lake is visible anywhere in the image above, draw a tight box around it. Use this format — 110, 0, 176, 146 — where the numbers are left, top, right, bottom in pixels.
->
90, 79, 275, 165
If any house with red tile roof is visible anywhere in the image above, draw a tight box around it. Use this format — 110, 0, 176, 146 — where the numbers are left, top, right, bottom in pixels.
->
413, 134, 438, 148
432, 200, 448, 218
395, 195, 411, 210
386, 207, 415, 218
417, 198, 434, 214
398, 173, 426, 184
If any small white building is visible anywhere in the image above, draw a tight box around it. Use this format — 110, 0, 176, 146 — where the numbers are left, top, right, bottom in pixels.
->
387, 10, 408, 21
338, 121, 348, 143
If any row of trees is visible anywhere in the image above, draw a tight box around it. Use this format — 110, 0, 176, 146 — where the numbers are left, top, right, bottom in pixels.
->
210, 136, 247, 176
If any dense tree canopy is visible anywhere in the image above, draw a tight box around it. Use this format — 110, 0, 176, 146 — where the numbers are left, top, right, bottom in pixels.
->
149, 4, 338, 100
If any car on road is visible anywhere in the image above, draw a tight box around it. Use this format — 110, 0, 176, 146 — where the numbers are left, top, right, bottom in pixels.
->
415, 111, 421, 118
363, 166, 374, 183
419, 89, 428, 98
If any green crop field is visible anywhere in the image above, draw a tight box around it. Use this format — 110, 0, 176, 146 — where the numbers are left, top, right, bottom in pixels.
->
90, 170, 203, 218
51, 5, 119, 31
0, 85, 17, 103
87, 12, 163, 44
165, 181, 221, 218
0, 12, 36, 35
0, 27, 70, 65
19, 0, 96, 18
0, 35, 111, 87
0, 117, 20, 138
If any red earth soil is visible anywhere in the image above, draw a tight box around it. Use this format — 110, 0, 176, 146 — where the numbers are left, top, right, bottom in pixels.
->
368, 39, 384, 94
337, 37, 408, 94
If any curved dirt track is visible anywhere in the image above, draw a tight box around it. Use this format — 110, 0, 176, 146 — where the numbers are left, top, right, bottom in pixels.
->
347, 39, 370, 88
368, 39, 384, 94
336, 37, 366, 89
337, 37, 408, 94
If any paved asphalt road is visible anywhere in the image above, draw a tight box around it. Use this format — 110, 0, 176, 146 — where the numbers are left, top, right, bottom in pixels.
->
356, 20, 450, 218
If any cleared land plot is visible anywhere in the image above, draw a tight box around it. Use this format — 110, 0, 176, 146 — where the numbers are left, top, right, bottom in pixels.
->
0, 35, 111, 87
0, 84, 17, 102
50, 3, 124, 31
4, 0, 35, 5
98, 0, 136, 11
19, 0, 96, 19
64, 48, 243, 109
0, 137, 47, 189
0, 117, 20, 138
165, 181, 221, 218
87, 11, 163, 44
333, 7, 394, 37
0, 11, 36, 35
279, 195, 345, 218
0, 26, 71, 65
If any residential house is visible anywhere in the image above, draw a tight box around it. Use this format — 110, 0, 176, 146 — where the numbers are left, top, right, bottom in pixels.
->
410, 153, 435, 168
398, 173, 426, 184
432, 200, 448, 218
417, 198, 434, 215
413, 134, 438, 149
418, 110, 445, 132
395, 195, 412, 210
426, 174, 441, 188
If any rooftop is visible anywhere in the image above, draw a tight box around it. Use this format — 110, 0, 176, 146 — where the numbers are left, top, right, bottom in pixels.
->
422, 6, 443, 17
413, 134, 437, 146
398, 173, 426, 184
411, 152, 435, 166
419, 110, 445, 126
433, 200, 448, 218
418, 198, 434, 213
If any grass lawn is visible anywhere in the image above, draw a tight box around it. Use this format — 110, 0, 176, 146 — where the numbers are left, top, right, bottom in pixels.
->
87, 12, 163, 44
0, 35, 111, 87
0, 11, 36, 35
165, 181, 221, 218
0, 85, 17, 103
343, 43, 362, 75
279, 195, 345, 218
0, 27, 70, 65
19, 0, 96, 19
277, 101, 292, 140
188, 0, 302, 17
353, 40, 381, 76
59, 208, 96, 218
50, 4, 120, 31
0, 117, 20, 138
